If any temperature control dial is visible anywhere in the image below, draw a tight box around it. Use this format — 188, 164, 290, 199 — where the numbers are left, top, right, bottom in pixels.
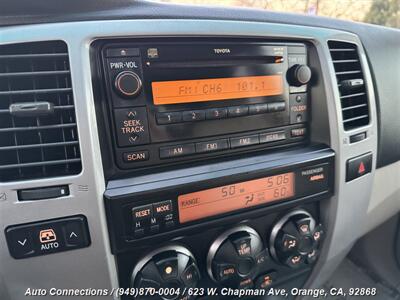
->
269, 210, 324, 268
131, 246, 200, 300
114, 71, 142, 98
207, 226, 269, 289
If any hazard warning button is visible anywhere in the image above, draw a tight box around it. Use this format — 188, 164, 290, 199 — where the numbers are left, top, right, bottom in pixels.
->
346, 152, 372, 182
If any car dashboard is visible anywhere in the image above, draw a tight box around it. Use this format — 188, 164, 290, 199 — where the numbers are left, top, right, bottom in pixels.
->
0, 1, 400, 299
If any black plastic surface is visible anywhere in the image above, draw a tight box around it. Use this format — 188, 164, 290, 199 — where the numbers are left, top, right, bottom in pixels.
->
2, 0, 398, 168
18, 185, 69, 201
5, 215, 90, 259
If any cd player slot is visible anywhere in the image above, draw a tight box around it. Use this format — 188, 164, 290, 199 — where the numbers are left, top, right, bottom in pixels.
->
146, 57, 282, 69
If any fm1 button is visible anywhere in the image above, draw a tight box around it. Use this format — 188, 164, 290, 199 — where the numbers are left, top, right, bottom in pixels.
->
346, 152, 372, 182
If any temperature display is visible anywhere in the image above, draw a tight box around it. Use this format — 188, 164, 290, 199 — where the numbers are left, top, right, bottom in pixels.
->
152, 75, 283, 105
178, 172, 295, 223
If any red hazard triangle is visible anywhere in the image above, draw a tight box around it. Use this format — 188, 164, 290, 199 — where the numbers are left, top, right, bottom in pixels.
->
358, 162, 366, 174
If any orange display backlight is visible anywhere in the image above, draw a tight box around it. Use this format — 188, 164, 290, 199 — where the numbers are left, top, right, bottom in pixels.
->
152, 75, 283, 105
178, 172, 295, 224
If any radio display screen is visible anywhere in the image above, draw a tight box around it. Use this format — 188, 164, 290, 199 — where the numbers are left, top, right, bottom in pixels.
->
178, 172, 295, 223
151, 75, 283, 105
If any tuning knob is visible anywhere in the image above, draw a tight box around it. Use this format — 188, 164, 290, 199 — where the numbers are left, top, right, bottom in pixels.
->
207, 226, 269, 289
287, 64, 312, 86
269, 210, 324, 268
131, 246, 200, 300
114, 71, 142, 98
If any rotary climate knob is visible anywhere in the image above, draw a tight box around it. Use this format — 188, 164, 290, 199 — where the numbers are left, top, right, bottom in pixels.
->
207, 226, 269, 289
114, 71, 142, 98
131, 246, 200, 300
287, 64, 312, 86
269, 210, 324, 268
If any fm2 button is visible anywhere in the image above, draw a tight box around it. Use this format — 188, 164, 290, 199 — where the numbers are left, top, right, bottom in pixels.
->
114, 107, 150, 147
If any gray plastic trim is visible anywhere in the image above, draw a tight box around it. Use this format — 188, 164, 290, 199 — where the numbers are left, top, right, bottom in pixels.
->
0, 19, 380, 299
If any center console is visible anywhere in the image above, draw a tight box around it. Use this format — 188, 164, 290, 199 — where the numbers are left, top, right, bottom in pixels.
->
92, 37, 335, 299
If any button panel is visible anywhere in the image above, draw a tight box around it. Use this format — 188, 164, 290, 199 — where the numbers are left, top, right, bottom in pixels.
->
155, 102, 286, 125
131, 200, 177, 238
5, 216, 90, 259
158, 126, 305, 160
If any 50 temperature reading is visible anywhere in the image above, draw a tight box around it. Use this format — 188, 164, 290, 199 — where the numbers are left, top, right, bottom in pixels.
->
178, 172, 295, 223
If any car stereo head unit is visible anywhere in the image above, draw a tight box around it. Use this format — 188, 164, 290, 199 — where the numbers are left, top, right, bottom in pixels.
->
98, 39, 312, 171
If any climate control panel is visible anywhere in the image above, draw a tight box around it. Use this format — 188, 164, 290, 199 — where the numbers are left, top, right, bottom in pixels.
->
126, 209, 324, 299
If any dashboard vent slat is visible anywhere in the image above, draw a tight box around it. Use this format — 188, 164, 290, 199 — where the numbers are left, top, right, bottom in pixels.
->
0, 41, 82, 182
328, 41, 370, 130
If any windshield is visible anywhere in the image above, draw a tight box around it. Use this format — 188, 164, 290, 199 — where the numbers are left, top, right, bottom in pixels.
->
158, 0, 400, 29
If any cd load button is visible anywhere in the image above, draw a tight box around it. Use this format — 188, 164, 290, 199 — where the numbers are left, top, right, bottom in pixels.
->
230, 135, 259, 148
114, 107, 150, 147
160, 144, 195, 159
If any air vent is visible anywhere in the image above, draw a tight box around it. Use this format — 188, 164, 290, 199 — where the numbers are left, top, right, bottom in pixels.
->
328, 41, 370, 130
0, 41, 81, 182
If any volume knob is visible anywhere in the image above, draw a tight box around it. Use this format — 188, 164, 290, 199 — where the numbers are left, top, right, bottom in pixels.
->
287, 64, 311, 86
114, 71, 142, 98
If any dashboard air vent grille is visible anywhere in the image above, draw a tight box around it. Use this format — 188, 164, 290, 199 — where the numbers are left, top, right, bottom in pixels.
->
328, 41, 369, 130
0, 41, 81, 182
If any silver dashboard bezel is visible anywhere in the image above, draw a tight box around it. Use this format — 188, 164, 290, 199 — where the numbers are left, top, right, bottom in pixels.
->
0, 19, 378, 299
